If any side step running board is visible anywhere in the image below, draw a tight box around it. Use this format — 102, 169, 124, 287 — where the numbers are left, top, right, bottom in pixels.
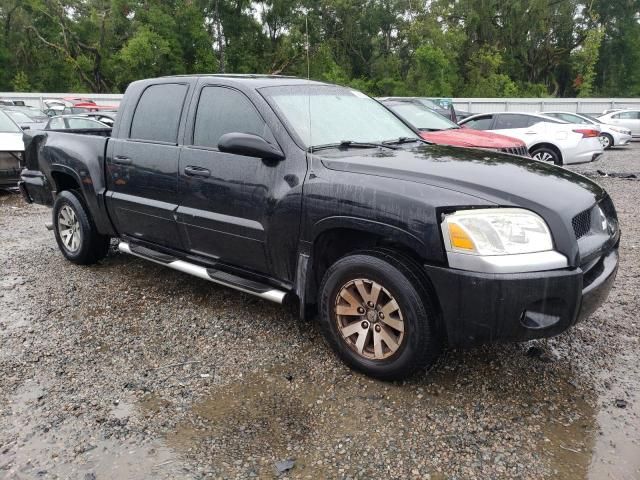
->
118, 242, 287, 304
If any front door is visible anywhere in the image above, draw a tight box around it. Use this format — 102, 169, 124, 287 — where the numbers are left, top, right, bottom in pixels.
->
177, 85, 303, 276
106, 82, 189, 248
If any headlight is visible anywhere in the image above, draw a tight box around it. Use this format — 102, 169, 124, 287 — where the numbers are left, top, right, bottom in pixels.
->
610, 126, 630, 134
442, 208, 553, 255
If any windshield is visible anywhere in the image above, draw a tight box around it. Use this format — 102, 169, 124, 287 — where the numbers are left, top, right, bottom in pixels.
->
386, 103, 459, 131
580, 114, 600, 123
6, 111, 32, 123
261, 85, 417, 149
0, 111, 21, 132
416, 98, 442, 110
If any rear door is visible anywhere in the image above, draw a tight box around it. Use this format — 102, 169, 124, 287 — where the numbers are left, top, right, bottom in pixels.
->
176, 83, 304, 276
488, 114, 536, 143
106, 82, 190, 248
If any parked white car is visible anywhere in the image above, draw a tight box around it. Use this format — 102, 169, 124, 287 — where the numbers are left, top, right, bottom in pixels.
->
458, 112, 603, 166
543, 111, 632, 150
597, 109, 640, 138
0, 110, 24, 188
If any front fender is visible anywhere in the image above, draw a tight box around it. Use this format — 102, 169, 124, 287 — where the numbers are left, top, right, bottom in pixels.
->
312, 216, 428, 256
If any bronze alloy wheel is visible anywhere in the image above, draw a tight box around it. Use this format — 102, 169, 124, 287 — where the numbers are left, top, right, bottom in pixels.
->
334, 278, 405, 360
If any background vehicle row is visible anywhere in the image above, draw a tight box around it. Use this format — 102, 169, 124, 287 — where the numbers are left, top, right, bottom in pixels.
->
459, 112, 604, 165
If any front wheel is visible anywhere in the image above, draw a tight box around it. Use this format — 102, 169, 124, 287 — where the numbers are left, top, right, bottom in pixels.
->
318, 251, 440, 380
52, 190, 110, 265
600, 133, 613, 150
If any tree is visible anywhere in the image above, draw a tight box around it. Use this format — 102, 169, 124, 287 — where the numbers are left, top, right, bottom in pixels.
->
0, 0, 637, 97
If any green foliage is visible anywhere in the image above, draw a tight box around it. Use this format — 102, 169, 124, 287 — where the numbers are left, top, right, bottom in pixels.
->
462, 47, 518, 97
407, 45, 457, 97
573, 27, 605, 97
11, 71, 30, 92
0, 0, 636, 97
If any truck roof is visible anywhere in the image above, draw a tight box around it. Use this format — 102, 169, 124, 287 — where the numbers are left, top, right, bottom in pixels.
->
156, 74, 329, 88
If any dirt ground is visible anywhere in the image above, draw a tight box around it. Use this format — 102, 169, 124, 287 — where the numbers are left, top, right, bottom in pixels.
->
0, 144, 638, 480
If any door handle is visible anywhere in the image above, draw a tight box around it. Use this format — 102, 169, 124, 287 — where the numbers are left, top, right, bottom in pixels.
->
113, 155, 132, 165
184, 166, 211, 178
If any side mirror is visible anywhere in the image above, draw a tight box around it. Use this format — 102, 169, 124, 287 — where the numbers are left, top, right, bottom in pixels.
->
218, 133, 284, 161
21, 125, 30, 130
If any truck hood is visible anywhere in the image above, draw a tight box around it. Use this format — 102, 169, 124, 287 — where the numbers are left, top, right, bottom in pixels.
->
0, 132, 24, 152
318, 144, 604, 216
420, 128, 525, 148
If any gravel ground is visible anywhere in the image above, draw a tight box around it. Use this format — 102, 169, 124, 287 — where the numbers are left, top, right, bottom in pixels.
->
0, 145, 639, 480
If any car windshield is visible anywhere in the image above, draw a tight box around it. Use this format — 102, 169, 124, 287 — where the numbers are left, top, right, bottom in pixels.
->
261, 85, 418, 149
0, 111, 22, 132
580, 114, 600, 123
387, 103, 459, 131
6, 111, 32, 123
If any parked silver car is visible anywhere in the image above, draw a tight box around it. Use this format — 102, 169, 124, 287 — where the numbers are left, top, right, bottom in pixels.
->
543, 111, 632, 149
597, 109, 640, 138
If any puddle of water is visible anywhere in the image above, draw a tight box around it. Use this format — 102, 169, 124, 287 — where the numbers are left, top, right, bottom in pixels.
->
588, 347, 640, 480
537, 393, 596, 478
169, 367, 324, 478
169, 357, 602, 479
0, 379, 185, 480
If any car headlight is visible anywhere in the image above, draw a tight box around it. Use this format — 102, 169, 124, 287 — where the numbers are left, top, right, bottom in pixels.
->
610, 126, 630, 134
442, 208, 553, 255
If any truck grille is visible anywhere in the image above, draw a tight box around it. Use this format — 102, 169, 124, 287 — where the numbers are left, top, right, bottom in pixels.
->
572, 195, 618, 240
572, 209, 591, 239
498, 146, 530, 157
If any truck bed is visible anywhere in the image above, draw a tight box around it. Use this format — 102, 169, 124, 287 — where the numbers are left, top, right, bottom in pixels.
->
20, 128, 113, 237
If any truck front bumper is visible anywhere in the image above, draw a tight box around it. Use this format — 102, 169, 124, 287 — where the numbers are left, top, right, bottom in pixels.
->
424, 246, 618, 347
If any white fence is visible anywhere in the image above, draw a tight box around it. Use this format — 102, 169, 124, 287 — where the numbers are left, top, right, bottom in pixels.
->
452, 98, 640, 116
2, 91, 640, 116
0, 92, 123, 108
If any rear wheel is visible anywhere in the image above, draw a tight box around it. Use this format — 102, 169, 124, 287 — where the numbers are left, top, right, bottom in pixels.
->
52, 190, 110, 265
600, 133, 613, 150
318, 250, 440, 380
531, 146, 562, 166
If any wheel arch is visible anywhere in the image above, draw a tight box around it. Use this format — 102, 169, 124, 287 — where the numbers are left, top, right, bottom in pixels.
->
50, 166, 82, 193
600, 132, 614, 147
49, 164, 116, 236
296, 217, 434, 320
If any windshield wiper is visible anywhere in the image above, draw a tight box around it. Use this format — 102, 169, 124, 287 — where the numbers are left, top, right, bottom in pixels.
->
309, 140, 399, 152
383, 137, 423, 145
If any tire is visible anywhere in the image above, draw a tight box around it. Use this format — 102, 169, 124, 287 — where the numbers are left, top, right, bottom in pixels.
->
600, 133, 613, 150
531, 146, 562, 166
52, 190, 110, 265
318, 250, 441, 380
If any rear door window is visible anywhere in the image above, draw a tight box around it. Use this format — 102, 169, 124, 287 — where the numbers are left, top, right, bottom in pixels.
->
192, 86, 273, 149
493, 114, 533, 129
130, 83, 188, 143
463, 115, 493, 130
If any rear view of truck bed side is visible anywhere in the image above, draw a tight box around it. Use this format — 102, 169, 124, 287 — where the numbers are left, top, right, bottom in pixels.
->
20, 129, 117, 238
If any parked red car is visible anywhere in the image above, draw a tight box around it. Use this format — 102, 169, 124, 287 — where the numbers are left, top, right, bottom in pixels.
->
382, 99, 529, 156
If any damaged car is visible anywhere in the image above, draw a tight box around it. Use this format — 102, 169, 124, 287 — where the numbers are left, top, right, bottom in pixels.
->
0, 110, 24, 188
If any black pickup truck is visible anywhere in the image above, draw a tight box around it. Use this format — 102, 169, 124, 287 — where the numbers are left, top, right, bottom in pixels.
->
19, 75, 619, 379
